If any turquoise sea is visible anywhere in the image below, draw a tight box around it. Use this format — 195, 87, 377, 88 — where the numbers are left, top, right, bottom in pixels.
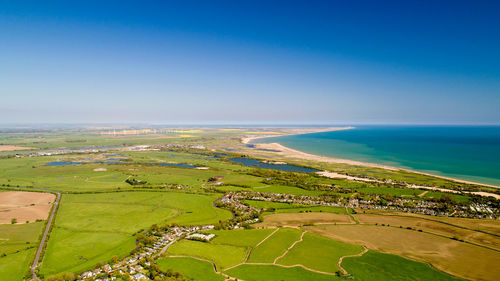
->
254, 126, 500, 186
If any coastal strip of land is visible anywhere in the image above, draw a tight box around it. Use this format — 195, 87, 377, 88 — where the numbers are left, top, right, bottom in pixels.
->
241, 126, 354, 144
241, 128, 500, 190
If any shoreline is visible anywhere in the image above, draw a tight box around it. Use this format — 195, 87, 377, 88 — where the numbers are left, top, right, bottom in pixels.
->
241, 129, 500, 189
241, 126, 355, 144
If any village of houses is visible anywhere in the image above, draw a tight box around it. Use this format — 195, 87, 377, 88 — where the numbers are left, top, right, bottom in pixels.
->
78, 186, 499, 281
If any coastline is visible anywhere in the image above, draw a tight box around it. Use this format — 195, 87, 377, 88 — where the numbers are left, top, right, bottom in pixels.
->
241, 126, 355, 144
241, 129, 500, 190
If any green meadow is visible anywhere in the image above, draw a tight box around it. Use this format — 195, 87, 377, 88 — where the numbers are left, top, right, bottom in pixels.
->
40, 229, 134, 276
225, 264, 339, 281
40, 191, 232, 276
209, 228, 275, 247
0, 222, 44, 281
277, 232, 362, 273
168, 239, 247, 270
0, 130, 491, 281
342, 250, 464, 281
247, 228, 303, 263
156, 256, 225, 281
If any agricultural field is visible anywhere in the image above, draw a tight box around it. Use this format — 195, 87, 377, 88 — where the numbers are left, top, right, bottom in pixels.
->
0, 128, 498, 281
0, 191, 55, 224
247, 228, 303, 263
354, 213, 500, 250
225, 264, 340, 281
40, 191, 232, 276
342, 250, 464, 281
162, 224, 470, 281
208, 228, 275, 247
0, 222, 44, 281
254, 212, 353, 228
276, 232, 363, 273
167, 239, 247, 270
156, 256, 224, 281
306, 224, 500, 281
359, 209, 500, 237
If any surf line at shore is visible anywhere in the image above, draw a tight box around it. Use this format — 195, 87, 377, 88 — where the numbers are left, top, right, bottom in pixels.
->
240, 128, 500, 191
241, 126, 354, 144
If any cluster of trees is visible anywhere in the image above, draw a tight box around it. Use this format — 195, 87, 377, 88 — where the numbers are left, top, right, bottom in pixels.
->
140, 257, 187, 281
125, 178, 148, 185
213, 200, 260, 230
249, 169, 334, 191
46, 272, 75, 281
135, 233, 156, 248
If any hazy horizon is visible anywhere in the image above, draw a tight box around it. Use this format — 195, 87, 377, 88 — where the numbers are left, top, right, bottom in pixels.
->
2, 1, 499, 124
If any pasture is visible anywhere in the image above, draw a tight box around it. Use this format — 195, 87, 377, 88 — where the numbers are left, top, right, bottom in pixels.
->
0, 131, 496, 281
167, 239, 247, 270
40, 229, 134, 276
209, 228, 275, 247
0, 222, 44, 281
305, 224, 500, 281
40, 191, 231, 275
342, 250, 463, 281
277, 232, 363, 273
247, 228, 303, 263
225, 264, 339, 281
156, 256, 224, 281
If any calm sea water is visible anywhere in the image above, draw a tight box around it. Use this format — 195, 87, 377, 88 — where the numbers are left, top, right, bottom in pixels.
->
255, 126, 500, 186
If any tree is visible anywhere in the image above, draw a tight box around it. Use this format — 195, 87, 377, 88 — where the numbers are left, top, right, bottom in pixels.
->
11, 218, 17, 224
46, 272, 75, 281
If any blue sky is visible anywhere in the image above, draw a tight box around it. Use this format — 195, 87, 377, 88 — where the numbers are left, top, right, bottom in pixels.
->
1, 0, 499, 124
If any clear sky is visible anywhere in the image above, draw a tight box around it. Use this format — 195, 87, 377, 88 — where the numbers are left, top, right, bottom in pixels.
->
1, 0, 499, 125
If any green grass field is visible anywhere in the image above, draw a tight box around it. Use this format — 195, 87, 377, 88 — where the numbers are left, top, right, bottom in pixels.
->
342, 250, 464, 281
0, 222, 44, 281
247, 228, 303, 263
277, 232, 362, 273
156, 256, 225, 281
0, 130, 490, 280
39, 191, 231, 276
251, 184, 324, 195
357, 186, 423, 197
225, 264, 340, 281
167, 239, 247, 270
209, 228, 275, 247
423, 191, 470, 203
40, 229, 134, 276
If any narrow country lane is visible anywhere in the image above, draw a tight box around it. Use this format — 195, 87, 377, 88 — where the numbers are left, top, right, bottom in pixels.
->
31, 192, 61, 280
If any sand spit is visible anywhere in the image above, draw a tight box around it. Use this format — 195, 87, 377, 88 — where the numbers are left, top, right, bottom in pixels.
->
241, 126, 354, 144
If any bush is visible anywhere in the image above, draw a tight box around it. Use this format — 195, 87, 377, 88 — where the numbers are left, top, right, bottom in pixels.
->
46, 272, 75, 281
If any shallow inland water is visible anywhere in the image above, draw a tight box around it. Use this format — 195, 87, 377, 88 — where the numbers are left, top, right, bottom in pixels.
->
228, 157, 319, 173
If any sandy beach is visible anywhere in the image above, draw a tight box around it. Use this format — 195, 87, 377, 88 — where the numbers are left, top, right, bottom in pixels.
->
241, 126, 354, 144
242, 129, 500, 190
